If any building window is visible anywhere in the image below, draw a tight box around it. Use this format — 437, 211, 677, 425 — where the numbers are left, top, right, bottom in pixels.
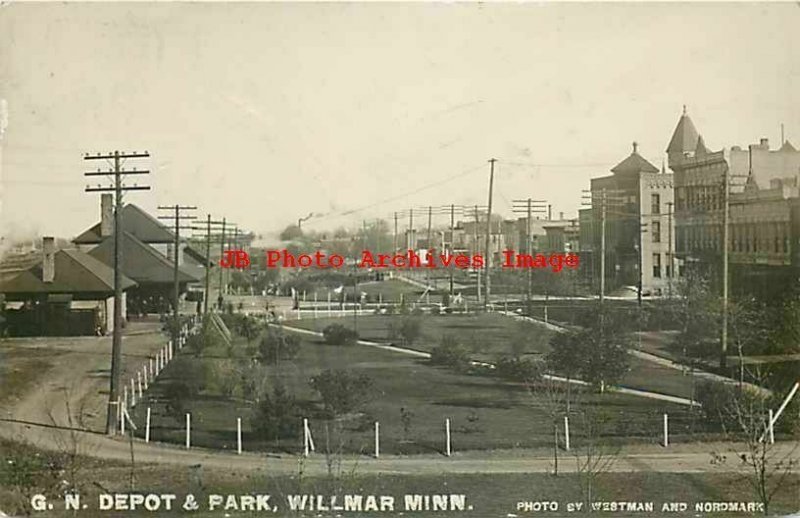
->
651, 193, 660, 215
652, 221, 661, 243
652, 253, 661, 278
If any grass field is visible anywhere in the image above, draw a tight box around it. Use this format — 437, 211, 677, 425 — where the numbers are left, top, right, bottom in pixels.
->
291, 312, 553, 362
289, 313, 699, 400
133, 324, 709, 456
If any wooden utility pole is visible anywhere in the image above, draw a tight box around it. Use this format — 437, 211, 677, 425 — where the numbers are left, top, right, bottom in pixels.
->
219, 218, 226, 308
158, 205, 197, 335
393, 212, 398, 253
449, 204, 455, 296
474, 205, 481, 304
600, 189, 607, 304
721, 166, 730, 369
484, 158, 496, 309
191, 217, 225, 315
667, 201, 674, 298
512, 198, 547, 303
84, 150, 150, 436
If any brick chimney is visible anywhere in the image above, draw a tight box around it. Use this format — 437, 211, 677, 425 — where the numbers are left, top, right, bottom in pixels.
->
42, 236, 55, 283
100, 193, 113, 237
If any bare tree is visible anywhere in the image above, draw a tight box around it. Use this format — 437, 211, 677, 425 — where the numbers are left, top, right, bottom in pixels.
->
710, 375, 799, 515
572, 409, 621, 511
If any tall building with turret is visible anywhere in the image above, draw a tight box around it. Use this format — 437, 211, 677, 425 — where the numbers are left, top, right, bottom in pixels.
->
668, 107, 800, 298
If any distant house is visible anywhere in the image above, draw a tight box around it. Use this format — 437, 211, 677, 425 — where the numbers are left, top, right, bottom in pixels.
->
0, 237, 136, 336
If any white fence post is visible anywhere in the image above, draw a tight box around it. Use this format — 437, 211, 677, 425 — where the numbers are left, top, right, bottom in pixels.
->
663, 413, 669, 447
168, 340, 173, 361
445, 418, 451, 457
123, 386, 128, 412
185, 413, 191, 449
302, 418, 315, 456
374, 421, 380, 458
120, 399, 126, 435
143, 366, 148, 389
130, 379, 136, 407
564, 415, 570, 451
145, 407, 151, 443
768, 409, 775, 444
116, 397, 122, 435
237, 417, 242, 454
150, 358, 154, 380
137, 371, 143, 398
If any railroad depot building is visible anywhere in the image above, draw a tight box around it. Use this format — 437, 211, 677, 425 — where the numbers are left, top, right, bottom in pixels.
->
0, 237, 136, 336
74, 196, 202, 314
667, 108, 800, 298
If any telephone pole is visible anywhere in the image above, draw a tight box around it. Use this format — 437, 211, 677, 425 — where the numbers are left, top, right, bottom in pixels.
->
84, 150, 151, 436
158, 205, 198, 336
484, 158, 497, 309
721, 166, 730, 369
667, 201, 674, 298
191, 217, 226, 314
512, 198, 547, 303
581, 188, 625, 305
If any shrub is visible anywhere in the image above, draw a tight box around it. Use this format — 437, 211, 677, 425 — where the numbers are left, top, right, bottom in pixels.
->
430, 336, 471, 371
397, 315, 422, 346
430, 305, 441, 315
310, 369, 373, 418
322, 323, 359, 346
495, 357, 541, 383
251, 384, 301, 442
257, 328, 300, 364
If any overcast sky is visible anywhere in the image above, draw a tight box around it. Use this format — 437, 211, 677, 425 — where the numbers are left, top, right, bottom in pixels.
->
1, 2, 799, 242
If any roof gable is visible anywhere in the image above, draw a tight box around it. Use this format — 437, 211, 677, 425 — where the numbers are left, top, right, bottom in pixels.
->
88, 232, 199, 284
74, 204, 175, 245
0, 249, 136, 295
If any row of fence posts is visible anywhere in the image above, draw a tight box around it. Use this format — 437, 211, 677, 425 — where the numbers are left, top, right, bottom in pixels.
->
122, 316, 201, 438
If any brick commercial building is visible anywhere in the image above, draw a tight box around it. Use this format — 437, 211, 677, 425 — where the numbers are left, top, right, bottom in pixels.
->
668, 107, 800, 298
587, 143, 678, 298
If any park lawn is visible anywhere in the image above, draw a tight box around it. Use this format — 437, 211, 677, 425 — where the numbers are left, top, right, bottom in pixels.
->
133, 328, 698, 456
290, 314, 704, 402
289, 313, 554, 362
358, 278, 427, 302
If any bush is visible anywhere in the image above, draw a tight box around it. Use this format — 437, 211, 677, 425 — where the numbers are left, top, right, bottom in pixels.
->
391, 315, 422, 346
495, 357, 541, 383
257, 328, 300, 364
220, 313, 262, 342
322, 323, 359, 346
430, 305, 441, 315
430, 336, 471, 371
251, 384, 301, 442
186, 322, 224, 357
310, 369, 373, 418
